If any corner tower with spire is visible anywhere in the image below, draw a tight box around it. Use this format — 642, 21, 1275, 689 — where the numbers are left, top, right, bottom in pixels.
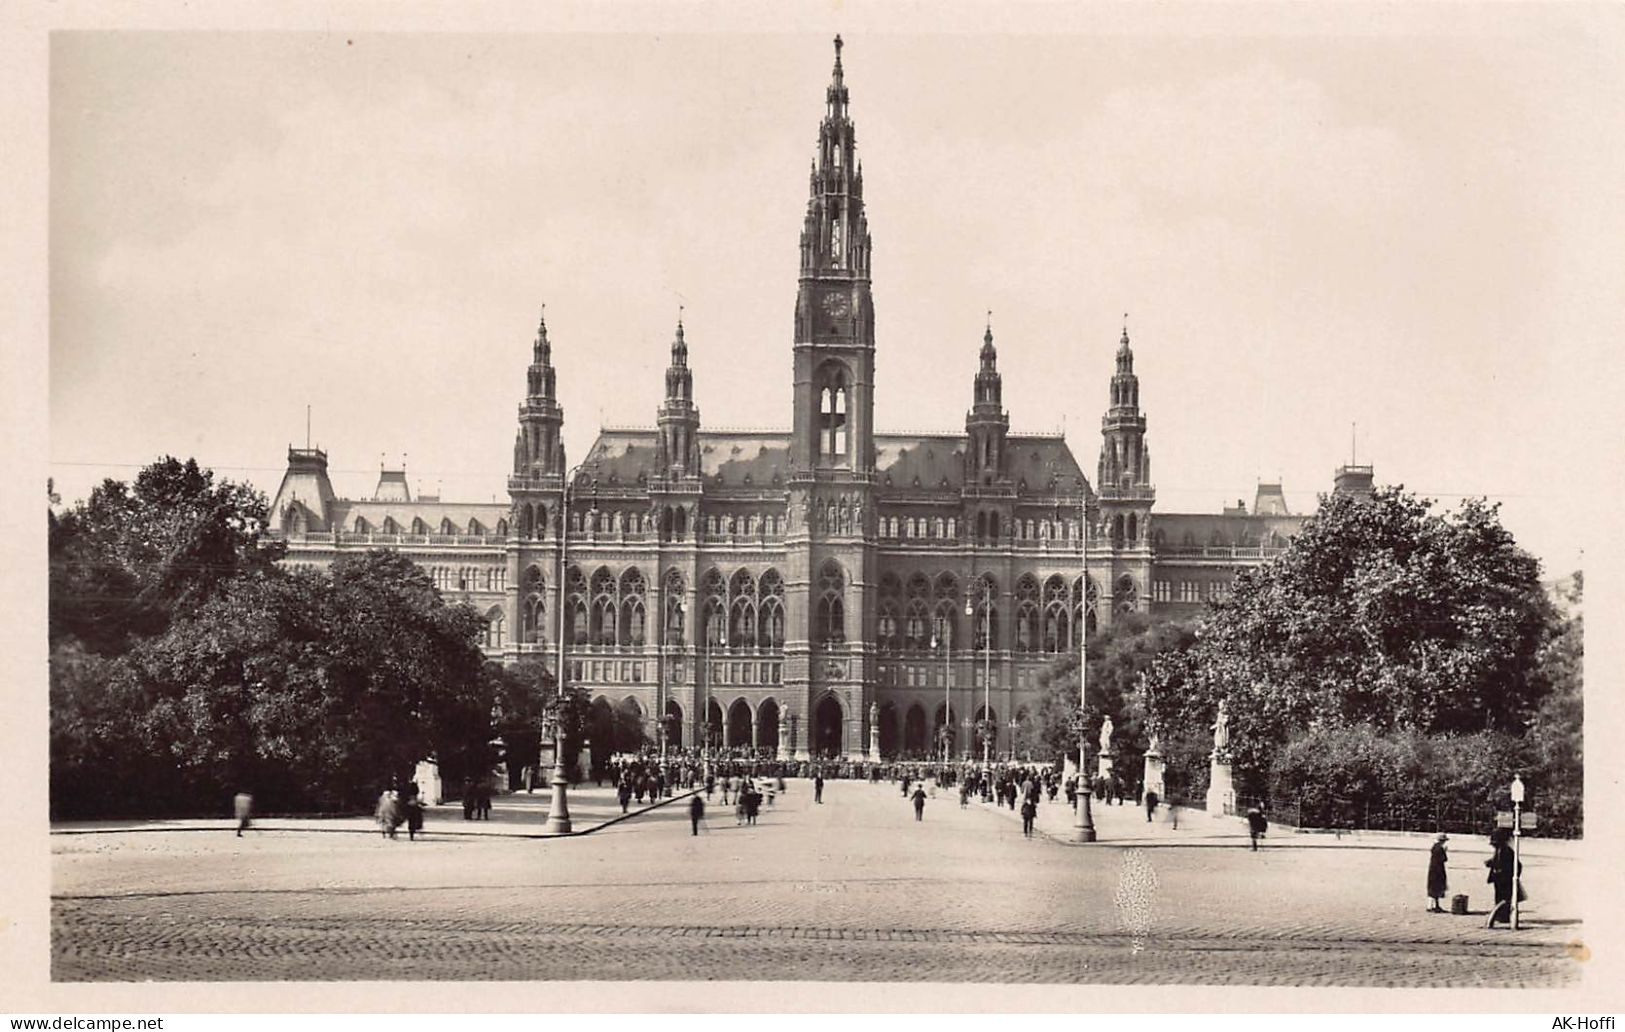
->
656, 313, 701, 476
506, 307, 568, 658
513, 308, 565, 480
1097, 320, 1155, 614
966, 315, 1010, 485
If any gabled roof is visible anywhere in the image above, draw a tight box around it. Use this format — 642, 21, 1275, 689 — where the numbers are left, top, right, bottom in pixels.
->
574, 428, 1088, 496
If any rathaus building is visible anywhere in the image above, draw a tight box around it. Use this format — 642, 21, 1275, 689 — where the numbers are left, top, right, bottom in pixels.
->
270, 39, 1373, 761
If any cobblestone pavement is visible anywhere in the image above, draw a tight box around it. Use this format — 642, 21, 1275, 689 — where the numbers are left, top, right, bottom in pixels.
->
52, 780, 1584, 985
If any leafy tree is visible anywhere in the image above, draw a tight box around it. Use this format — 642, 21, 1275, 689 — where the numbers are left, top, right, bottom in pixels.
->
1030, 614, 1198, 776
1527, 571, 1582, 833
49, 457, 284, 655
1145, 487, 1556, 798
110, 551, 491, 812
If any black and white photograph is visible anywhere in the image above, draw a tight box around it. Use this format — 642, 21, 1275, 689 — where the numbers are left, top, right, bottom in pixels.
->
5, 1, 1621, 1017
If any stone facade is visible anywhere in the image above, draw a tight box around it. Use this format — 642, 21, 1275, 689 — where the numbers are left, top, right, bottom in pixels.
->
268, 39, 1372, 761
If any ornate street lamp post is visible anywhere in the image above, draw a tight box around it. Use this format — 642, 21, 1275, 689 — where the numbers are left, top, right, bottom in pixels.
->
660, 598, 684, 765
547, 462, 587, 834
964, 580, 993, 772
1074, 494, 1097, 842
932, 617, 951, 769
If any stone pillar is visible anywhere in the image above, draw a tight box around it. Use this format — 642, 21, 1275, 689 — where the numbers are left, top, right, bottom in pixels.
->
868, 720, 880, 760
1142, 745, 1165, 801
1206, 752, 1235, 817
1097, 750, 1115, 781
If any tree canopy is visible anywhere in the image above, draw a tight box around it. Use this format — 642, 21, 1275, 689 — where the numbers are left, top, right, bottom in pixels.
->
1144, 487, 1556, 796
49, 457, 285, 654
48, 459, 516, 817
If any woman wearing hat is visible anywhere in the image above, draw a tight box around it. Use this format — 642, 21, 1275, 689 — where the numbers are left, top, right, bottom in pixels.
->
1427, 833, 1449, 912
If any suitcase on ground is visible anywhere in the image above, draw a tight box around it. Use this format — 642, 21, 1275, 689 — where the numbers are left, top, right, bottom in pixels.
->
1451, 894, 1469, 915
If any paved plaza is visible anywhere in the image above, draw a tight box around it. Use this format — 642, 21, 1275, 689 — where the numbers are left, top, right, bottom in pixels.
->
51, 779, 1583, 986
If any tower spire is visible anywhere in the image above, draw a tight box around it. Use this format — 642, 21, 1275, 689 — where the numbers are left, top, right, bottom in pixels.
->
967, 317, 1009, 483
658, 310, 700, 475
514, 306, 564, 477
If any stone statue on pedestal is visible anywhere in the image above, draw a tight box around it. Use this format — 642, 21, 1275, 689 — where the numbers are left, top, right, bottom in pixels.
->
1211, 699, 1230, 756
1099, 714, 1114, 756
1206, 700, 1236, 817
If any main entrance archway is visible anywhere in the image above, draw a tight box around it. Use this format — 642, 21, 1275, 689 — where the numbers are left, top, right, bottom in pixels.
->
664, 699, 684, 749
757, 698, 781, 754
812, 695, 843, 758
903, 704, 927, 756
705, 698, 724, 751
878, 701, 899, 758
726, 699, 753, 748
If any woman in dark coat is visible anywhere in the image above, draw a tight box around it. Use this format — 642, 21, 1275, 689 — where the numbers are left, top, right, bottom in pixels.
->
1427, 834, 1449, 911
1485, 828, 1522, 928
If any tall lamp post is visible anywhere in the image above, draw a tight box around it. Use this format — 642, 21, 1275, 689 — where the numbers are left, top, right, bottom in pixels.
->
1510, 773, 1526, 930
660, 599, 683, 765
702, 624, 726, 776
964, 580, 993, 772
1074, 494, 1097, 842
933, 617, 951, 769
547, 462, 587, 834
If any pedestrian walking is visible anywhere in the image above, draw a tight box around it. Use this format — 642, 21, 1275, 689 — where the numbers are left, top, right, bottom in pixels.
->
705, 772, 716, 800
618, 779, 633, 814
1021, 797, 1037, 838
689, 793, 705, 836
814, 772, 825, 804
405, 797, 425, 841
376, 788, 402, 839
1246, 806, 1267, 851
476, 782, 492, 820
232, 790, 254, 837
912, 785, 927, 821
1427, 833, 1450, 912
1485, 828, 1523, 928
1144, 789, 1159, 823
461, 778, 476, 821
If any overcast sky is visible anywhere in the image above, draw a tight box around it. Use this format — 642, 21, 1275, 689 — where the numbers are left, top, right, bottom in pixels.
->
48, 21, 1620, 575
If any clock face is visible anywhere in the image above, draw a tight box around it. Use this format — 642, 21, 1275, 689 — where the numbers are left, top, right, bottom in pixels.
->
821, 291, 850, 318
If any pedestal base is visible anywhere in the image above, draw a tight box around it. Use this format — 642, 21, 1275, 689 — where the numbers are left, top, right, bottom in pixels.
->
412, 760, 443, 805
1142, 751, 1165, 801
1206, 758, 1235, 817
1097, 753, 1115, 780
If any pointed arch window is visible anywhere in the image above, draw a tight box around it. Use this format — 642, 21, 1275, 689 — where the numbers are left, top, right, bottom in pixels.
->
817, 561, 846, 646
818, 366, 850, 465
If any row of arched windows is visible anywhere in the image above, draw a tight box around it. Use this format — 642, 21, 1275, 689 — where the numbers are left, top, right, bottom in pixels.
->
699, 567, 787, 650
548, 565, 797, 651
354, 514, 507, 537
429, 565, 505, 594
877, 514, 1079, 544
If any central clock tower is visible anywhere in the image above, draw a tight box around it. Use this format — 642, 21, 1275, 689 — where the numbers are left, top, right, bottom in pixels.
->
787, 37, 877, 762
791, 35, 875, 474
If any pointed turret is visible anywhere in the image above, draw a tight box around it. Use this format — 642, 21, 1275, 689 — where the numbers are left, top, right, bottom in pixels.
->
966, 313, 1010, 485
657, 311, 701, 476
1098, 317, 1154, 549
513, 305, 565, 478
